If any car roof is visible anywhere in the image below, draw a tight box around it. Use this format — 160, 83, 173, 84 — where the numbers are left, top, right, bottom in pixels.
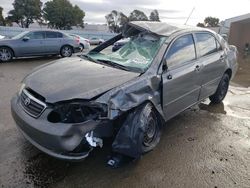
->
26, 30, 63, 33
128, 21, 213, 37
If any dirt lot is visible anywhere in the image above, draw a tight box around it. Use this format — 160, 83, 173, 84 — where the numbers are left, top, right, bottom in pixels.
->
0, 55, 249, 188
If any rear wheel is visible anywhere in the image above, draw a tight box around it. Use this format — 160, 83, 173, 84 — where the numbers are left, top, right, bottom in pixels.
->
60, 45, 73, 57
209, 73, 230, 104
0, 47, 13, 62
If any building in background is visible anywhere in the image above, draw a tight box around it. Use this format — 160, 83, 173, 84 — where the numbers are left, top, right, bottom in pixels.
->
220, 13, 250, 54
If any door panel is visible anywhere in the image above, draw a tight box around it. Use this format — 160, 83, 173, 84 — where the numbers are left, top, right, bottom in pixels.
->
194, 32, 227, 100
43, 31, 61, 54
18, 31, 45, 56
162, 34, 201, 120
198, 52, 226, 99
162, 62, 201, 120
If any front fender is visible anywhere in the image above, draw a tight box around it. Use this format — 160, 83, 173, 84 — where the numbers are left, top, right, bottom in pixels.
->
96, 74, 166, 121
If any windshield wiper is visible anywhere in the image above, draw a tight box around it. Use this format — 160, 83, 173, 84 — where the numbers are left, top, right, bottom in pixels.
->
81, 55, 141, 72
81, 54, 100, 64
96, 59, 131, 71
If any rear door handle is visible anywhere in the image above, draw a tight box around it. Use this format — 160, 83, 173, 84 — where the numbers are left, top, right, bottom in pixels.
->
167, 74, 172, 80
195, 65, 200, 71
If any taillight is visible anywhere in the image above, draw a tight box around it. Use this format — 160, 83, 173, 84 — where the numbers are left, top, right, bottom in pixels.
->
76, 37, 80, 44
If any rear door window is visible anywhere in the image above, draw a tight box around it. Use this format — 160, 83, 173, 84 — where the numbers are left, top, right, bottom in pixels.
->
166, 34, 196, 67
46, 31, 58, 38
195, 33, 217, 57
57, 32, 63, 38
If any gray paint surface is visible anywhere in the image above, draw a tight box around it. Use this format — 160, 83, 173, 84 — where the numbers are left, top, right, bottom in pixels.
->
11, 22, 238, 160
24, 57, 140, 103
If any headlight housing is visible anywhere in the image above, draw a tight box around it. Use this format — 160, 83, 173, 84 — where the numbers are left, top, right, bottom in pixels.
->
18, 83, 26, 95
47, 101, 108, 123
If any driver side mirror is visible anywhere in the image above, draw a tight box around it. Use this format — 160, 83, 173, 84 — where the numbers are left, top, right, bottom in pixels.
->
22, 36, 30, 41
162, 59, 168, 72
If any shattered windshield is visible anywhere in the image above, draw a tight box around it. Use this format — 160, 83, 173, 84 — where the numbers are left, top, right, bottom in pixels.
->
87, 33, 166, 73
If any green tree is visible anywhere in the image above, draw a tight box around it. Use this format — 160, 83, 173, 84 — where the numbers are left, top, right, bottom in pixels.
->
105, 10, 128, 33
7, 0, 42, 28
0, 7, 6, 26
43, 0, 85, 30
204, 16, 219, 27
196, 22, 205, 27
129, 10, 148, 21
149, 10, 160, 22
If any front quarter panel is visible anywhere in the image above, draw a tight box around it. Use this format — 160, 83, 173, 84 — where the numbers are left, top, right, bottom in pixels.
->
0, 39, 20, 56
95, 73, 165, 120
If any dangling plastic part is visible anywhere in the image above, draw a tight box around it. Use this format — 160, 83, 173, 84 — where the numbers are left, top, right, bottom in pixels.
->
85, 131, 103, 147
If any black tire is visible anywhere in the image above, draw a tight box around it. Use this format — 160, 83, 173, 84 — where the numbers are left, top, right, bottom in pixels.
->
60, 45, 73, 57
112, 103, 162, 158
209, 73, 230, 104
140, 103, 162, 153
0, 47, 13, 62
80, 43, 84, 50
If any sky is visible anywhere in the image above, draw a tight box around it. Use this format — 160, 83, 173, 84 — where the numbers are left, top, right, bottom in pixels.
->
1, 0, 250, 26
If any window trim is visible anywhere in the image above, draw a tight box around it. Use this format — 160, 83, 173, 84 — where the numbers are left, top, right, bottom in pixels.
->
45, 31, 59, 39
193, 31, 220, 58
163, 32, 198, 70
24, 31, 45, 40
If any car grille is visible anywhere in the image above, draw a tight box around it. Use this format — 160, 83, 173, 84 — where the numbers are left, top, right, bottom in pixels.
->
20, 89, 47, 118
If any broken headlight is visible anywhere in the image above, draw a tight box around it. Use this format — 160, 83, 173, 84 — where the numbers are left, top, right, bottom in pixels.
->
47, 101, 108, 123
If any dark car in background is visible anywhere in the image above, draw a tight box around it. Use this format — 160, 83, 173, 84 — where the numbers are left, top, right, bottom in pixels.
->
11, 22, 238, 167
0, 30, 81, 62
112, 38, 130, 52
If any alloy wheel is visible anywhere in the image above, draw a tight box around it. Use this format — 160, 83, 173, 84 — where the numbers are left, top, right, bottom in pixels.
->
0, 48, 12, 62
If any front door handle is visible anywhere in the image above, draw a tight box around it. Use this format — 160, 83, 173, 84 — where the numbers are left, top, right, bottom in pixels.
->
167, 74, 172, 80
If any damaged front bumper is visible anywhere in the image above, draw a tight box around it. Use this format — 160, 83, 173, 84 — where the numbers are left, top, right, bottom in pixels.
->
11, 94, 111, 161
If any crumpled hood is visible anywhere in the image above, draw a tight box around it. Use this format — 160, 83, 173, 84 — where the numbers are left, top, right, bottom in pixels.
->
24, 57, 140, 103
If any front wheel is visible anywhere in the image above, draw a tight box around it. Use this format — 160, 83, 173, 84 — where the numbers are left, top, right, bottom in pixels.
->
141, 103, 162, 153
209, 73, 230, 104
112, 103, 162, 158
0, 47, 13, 62
60, 45, 73, 57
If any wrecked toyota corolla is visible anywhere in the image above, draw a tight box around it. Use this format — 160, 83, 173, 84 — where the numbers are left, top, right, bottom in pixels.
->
11, 22, 238, 166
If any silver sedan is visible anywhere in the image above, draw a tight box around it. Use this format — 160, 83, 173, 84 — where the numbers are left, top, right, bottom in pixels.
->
0, 30, 81, 62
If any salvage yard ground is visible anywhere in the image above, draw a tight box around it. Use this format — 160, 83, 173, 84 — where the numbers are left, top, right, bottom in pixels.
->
0, 54, 249, 188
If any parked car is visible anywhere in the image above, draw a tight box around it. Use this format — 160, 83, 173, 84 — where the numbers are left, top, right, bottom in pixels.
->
0, 34, 5, 39
11, 22, 238, 167
89, 37, 104, 45
69, 34, 90, 50
112, 38, 130, 52
0, 30, 81, 62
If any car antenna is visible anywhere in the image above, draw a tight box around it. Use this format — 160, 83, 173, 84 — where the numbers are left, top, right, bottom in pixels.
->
184, 7, 195, 25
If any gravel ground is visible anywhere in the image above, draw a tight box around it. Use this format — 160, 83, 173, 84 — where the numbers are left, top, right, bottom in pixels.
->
0, 55, 249, 188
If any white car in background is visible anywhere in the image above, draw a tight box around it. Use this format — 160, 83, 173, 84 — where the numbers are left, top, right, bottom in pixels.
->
0, 35, 5, 39
69, 34, 90, 50
89, 37, 105, 45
